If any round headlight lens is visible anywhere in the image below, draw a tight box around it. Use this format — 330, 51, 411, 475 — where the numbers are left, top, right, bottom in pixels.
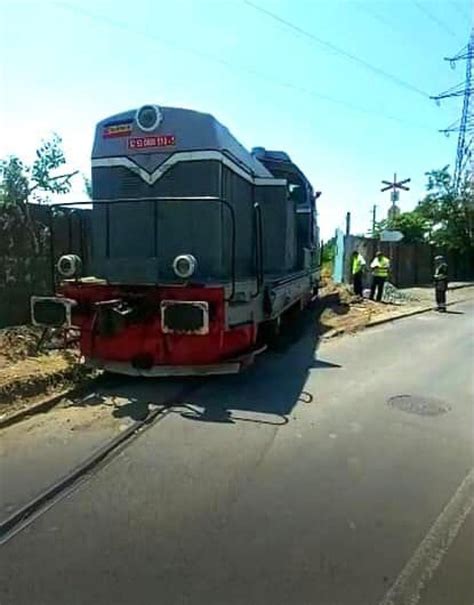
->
136, 104, 162, 132
172, 254, 197, 279
57, 254, 82, 278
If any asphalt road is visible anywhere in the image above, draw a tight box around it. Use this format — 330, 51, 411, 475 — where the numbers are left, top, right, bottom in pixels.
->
0, 379, 185, 521
1, 300, 473, 605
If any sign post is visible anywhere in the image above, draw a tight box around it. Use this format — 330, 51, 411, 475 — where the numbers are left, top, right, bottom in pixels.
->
380, 230, 404, 242
381, 173, 410, 220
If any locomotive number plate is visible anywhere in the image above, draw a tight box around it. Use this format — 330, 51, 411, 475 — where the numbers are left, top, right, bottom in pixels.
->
161, 301, 209, 335
128, 136, 176, 149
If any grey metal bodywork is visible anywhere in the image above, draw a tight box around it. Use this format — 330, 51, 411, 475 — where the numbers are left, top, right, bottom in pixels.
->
90, 106, 320, 325
92, 107, 272, 177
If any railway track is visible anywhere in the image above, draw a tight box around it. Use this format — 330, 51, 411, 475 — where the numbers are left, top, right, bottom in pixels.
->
0, 380, 202, 545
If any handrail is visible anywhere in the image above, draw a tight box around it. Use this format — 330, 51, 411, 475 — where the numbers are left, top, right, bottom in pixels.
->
251, 202, 264, 298
48, 210, 56, 294
219, 199, 236, 302
46, 196, 237, 302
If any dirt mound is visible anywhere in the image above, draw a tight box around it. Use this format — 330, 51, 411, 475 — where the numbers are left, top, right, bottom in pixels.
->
0, 325, 43, 369
320, 281, 359, 305
316, 280, 400, 336
0, 325, 91, 418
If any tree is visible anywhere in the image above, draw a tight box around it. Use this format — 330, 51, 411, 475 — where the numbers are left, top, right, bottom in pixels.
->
374, 210, 429, 244
322, 236, 336, 263
0, 156, 29, 206
0, 134, 78, 251
417, 166, 474, 252
83, 175, 92, 199
0, 134, 78, 207
373, 167, 473, 252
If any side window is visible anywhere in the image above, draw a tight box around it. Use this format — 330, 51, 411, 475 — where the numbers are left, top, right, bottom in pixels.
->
270, 167, 310, 209
288, 176, 308, 207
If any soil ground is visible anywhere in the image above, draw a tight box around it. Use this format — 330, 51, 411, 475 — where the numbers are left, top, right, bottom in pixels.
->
0, 327, 91, 419
318, 281, 474, 337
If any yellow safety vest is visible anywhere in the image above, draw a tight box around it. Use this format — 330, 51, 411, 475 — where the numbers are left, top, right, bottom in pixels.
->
372, 256, 390, 278
352, 254, 365, 274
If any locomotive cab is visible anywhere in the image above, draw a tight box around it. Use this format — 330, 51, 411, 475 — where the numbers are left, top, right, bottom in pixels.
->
251, 147, 319, 271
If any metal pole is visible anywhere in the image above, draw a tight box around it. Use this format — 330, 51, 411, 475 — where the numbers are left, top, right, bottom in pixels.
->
345, 211, 351, 236
48, 209, 56, 294
105, 203, 110, 259
372, 205, 377, 234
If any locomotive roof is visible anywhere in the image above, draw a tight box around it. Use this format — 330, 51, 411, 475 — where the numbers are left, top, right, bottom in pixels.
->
93, 106, 273, 178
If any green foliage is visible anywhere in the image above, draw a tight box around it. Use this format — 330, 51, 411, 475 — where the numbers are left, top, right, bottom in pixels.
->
373, 167, 473, 252
0, 156, 29, 206
417, 166, 473, 252
0, 134, 78, 207
374, 210, 429, 244
322, 237, 336, 263
0, 134, 78, 253
83, 175, 92, 199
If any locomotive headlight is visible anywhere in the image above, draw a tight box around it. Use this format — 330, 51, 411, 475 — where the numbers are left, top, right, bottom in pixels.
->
172, 254, 197, 279
57, 254, 82, 279
136, 104, 162, 132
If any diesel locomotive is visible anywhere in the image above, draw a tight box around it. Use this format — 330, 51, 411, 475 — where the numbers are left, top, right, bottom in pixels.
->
31, 104, 321, 376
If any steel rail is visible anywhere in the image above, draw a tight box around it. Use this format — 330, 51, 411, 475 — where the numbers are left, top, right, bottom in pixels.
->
0, 381, 202, 545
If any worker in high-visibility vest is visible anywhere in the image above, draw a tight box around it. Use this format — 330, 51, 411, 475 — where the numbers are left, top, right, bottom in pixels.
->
351, 250, 366, 297
434, 255, 448, 312
369, 251, 390, 302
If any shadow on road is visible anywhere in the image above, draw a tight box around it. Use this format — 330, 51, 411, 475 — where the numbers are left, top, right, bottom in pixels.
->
64, 296, 342, 424
179, 299, 341, 423
64, 374, 194, 423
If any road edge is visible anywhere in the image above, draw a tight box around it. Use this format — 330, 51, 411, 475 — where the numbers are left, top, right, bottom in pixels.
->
0, 378, 98, 430
323, 296, 471, 340
2, 294, 471, 427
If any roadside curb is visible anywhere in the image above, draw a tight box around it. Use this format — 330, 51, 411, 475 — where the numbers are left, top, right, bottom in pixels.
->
323, 296, 471, 340
448, 283, 474, 291
0, 378, 96, 430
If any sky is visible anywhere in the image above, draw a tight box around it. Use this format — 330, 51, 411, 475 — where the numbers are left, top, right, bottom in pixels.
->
0, 0, 472, 239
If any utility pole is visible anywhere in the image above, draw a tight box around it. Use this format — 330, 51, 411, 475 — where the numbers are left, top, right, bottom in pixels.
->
345, 211, 351, 236
372, 205, 377, 234
431, 29, 474, 191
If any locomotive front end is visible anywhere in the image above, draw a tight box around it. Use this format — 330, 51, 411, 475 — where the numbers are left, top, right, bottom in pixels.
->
32, 105, 262, 374
32, 104, 320, 376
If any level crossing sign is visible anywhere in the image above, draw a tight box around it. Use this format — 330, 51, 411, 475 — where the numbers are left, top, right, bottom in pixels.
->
381, 173, 411, 193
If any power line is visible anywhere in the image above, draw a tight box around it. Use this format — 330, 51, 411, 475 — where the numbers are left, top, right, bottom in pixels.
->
356, 2, 424, 51
450, 1, 471, 21
243, 0, 431, 99
55, 2, 434, 131
432, 30, 474, 189
413, 1, 458, 39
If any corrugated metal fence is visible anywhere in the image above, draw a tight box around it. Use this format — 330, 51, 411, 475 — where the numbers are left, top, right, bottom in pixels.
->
0, 204, 91, 328
343, 235, 474, 287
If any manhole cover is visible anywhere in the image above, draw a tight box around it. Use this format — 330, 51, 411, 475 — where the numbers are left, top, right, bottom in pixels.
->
388, 395, 451, 416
